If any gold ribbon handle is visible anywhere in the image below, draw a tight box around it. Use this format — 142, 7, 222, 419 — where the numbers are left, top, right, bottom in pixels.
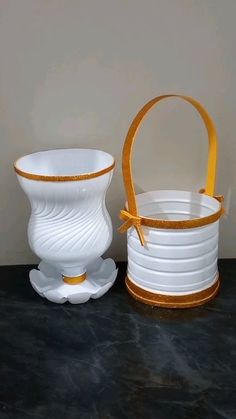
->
120, 95, 219, 244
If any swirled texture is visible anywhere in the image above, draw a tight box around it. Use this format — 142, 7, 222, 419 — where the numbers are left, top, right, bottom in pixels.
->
18, 172, 113, 273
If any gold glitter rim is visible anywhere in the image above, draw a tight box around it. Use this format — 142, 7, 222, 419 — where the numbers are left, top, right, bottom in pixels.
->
14, 160, 115, 182
121, 202, 223, 230
63, 272, 87, 285
125, 275, 220, 308
138, 201, 223, 229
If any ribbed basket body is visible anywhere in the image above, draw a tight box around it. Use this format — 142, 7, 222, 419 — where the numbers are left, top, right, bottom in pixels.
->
126, 191, 220, 305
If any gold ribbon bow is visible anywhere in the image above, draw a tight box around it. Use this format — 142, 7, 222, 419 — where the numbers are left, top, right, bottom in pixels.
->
118, 209, 145, 246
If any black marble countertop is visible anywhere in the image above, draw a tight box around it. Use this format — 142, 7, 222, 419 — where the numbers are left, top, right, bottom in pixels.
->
0, 261, 235, 419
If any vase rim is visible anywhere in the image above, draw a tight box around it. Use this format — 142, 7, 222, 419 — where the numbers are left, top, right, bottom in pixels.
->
14, 148, 115, 182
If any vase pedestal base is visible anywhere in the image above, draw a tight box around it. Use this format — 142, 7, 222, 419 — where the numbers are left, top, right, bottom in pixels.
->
29, 258, 117, 304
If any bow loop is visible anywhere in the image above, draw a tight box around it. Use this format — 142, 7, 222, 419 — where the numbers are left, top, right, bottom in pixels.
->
118, 210, 145, 246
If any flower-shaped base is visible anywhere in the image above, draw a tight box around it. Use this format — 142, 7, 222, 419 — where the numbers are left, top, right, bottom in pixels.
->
29, 258, 118, 304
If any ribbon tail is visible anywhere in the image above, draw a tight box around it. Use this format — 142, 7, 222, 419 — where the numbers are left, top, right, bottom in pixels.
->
118, 219, 132, 234
135, 225, 145, 246
118, 209, 145, 245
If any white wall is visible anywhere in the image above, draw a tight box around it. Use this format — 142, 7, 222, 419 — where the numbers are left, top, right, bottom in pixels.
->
0, 0, 235, 264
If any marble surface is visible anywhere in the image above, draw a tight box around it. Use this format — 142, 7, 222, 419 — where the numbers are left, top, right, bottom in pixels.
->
0, 261, 235, 419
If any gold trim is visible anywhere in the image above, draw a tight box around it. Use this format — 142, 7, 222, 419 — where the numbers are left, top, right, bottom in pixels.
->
120, 204, 223, 231
126, 276, 220, 308
14, 161, 115, 182
63, 272, 87, 285
137, 205, 223, 229
119, 202, 223, 246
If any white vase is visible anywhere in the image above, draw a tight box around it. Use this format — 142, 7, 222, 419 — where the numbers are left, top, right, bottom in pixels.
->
15, 148, 117, 304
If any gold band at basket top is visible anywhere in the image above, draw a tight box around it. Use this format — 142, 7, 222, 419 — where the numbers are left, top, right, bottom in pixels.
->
119, 199, 224, 231
14, 160, 115, 182
119, 94, 223, 245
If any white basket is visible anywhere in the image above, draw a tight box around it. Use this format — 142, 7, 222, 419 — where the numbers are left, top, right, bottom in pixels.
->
119, 95, 224, 308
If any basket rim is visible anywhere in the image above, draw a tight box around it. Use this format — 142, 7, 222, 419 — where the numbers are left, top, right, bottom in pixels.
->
125, 189, 223, 229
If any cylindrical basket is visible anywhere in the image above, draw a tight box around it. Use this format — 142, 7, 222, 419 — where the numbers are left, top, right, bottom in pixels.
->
119, 94, 224, 308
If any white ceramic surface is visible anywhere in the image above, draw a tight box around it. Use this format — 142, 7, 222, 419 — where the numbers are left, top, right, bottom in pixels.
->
127, 190, 220, 296
15, 148, 117, 302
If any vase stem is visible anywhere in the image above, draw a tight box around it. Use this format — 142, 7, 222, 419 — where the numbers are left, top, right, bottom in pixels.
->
63, 272, 87, 285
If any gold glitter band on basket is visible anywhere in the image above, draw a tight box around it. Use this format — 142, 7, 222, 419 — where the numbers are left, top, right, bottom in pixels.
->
125, 276, 220, 309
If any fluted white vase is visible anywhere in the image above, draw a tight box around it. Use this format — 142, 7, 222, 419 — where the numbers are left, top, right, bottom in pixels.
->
15, 148, 117, 304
